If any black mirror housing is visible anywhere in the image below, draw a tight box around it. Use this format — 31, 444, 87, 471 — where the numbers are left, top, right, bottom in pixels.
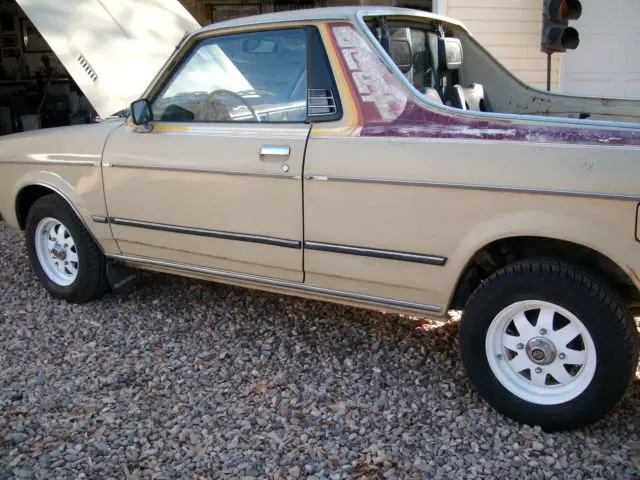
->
130, 99, 152, 125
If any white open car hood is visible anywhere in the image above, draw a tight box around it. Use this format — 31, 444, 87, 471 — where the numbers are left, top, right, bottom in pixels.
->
17, 0, 200, 117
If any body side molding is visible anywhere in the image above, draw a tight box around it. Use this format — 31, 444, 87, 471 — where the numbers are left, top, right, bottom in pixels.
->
109, 217, 301, 249
304, 175, 640, 202
108, 163, 299, 179
3, 158, 99, 167
305, 241, 447, 265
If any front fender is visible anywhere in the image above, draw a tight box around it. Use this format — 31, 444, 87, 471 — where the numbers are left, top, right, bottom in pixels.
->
0, 121, 125, 254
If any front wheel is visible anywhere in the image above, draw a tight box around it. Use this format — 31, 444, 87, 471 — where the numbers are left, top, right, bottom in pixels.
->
459, 261, 639, 431
25, 194, 108, 303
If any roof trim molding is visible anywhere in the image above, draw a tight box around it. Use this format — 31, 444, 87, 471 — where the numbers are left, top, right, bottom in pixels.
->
195, 6, 461, 36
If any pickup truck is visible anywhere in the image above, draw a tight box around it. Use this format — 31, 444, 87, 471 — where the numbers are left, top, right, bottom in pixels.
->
1, 6, 639, 432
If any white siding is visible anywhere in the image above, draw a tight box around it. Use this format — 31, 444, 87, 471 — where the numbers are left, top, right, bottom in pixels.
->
561, 1, 640, 99
446, 0, 561, 91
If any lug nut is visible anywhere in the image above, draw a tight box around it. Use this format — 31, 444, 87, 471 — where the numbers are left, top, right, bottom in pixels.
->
497, 354, 504, 360
535, 367, 543, 374
559, 353, 566, 360
517, 343, 524, 350
539, 328, 547, 335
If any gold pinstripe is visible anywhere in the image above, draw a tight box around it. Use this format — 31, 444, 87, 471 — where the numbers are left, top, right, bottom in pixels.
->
312, 23, 363, 137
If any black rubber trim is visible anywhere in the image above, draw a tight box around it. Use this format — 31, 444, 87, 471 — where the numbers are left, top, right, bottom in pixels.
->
110, 217, 301, 249
305, 241, 447, 266
635, 203, 640, 243
306, 25, 343, 123
91, 215, 108, 224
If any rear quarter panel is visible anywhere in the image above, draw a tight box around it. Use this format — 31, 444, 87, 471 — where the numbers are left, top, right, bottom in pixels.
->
303, 21, 640, 313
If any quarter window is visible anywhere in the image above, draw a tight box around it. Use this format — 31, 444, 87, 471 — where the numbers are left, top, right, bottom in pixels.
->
152, 29, 308, 123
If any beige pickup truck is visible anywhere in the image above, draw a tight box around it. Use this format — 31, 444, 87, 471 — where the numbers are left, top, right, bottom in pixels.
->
1, 6, 639, 431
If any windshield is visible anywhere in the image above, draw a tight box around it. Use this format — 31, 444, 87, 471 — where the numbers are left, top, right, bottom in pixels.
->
152, 29, 308, 121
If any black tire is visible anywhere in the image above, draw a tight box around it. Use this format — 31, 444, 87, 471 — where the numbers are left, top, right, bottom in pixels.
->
459, 260, 639, 431
25, 194, 109, 303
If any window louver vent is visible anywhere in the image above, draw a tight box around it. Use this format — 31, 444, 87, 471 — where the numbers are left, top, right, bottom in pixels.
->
308, 89, 337, 116
77, 54, 98, 82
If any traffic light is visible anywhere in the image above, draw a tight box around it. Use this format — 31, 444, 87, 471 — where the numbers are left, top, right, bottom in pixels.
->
541, 0, 582, 53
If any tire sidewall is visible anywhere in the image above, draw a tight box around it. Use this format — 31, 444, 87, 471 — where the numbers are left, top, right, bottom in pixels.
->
460, 264, 634, 430
25, 200, 91, 300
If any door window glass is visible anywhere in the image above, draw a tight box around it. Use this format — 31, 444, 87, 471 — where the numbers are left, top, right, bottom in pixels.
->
152, 28, 308, 123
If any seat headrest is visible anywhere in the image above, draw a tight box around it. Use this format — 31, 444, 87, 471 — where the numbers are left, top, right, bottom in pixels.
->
438, 37, 463, 71
390, 39, 412, 74
390, 28, 412, 74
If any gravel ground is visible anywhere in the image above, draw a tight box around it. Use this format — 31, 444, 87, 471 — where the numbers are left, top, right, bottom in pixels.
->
1, 220, 639, 480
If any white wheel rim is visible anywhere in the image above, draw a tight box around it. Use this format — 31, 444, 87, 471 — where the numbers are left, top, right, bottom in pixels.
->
34, 217, 79, 287
485, 300, 597, 405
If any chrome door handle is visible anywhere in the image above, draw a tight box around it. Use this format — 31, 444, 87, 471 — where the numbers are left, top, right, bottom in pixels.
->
260, 145, 290, 160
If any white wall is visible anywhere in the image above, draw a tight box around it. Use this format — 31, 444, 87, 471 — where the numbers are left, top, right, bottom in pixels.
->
561, 0, 640, 99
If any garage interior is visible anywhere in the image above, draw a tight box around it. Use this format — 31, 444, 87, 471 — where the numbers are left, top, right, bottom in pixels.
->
0, 0, 98, 135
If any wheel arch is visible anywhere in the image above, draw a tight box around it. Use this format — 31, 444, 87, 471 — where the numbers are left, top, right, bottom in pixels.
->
14, 179, 104, 253
448, 235, 638, 311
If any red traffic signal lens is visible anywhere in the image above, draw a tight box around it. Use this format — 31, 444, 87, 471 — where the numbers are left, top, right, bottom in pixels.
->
560, 1, 569, 19
560, 0, 582, 20
549, 0, 582, 21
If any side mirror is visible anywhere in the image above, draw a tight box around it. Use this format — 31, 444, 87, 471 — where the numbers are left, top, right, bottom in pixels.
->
130, 99, 152, 125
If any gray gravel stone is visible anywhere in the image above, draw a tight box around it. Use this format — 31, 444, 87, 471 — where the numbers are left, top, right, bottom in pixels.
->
0, 222, 639, 478
13, 469, 33, 479
6, 433, 29, 444
288, 466, 301, 478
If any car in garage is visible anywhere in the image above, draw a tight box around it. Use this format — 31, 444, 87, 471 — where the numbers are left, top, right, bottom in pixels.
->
1, 6, 639, 431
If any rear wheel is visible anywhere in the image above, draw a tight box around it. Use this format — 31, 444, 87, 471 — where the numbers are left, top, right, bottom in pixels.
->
25, 194, 108, 303
459, 261, 639, 431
